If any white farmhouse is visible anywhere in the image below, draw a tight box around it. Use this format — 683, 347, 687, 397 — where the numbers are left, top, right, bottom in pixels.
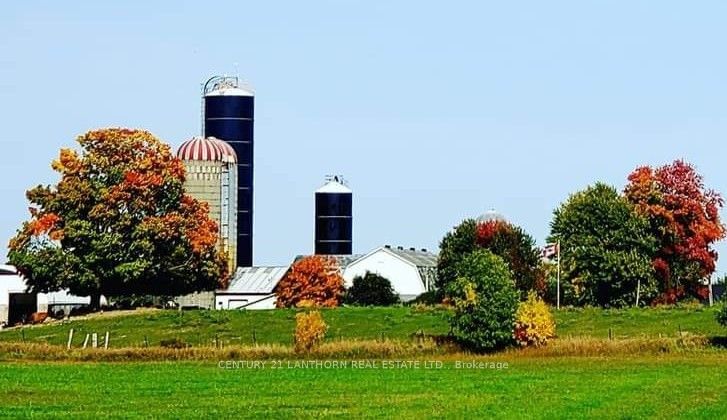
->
342, 246, 437, 302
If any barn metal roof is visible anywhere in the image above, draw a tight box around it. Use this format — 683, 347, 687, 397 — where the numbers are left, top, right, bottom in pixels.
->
383, 247, 438, 267
221, 266, 290, 294
293, 254, 364, 270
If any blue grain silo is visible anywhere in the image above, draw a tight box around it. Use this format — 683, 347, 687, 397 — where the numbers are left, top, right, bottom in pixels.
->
203, 76, 254, 267
315, 176, 353, 255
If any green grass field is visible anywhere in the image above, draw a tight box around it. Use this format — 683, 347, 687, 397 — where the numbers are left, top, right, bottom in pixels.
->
1, 355, 725, 418
0, 306, 723, 348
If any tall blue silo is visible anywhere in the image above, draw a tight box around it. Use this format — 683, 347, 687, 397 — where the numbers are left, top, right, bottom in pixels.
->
203, 76, 254, 267
315, 176, 353, 255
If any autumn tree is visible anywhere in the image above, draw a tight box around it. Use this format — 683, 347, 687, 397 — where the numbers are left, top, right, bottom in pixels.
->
550, 183, 659, 307
625, 160, 725, 302
476, 220, 545, 298
437, 218, 544, 299
275, 256, 345, 308
8, 128, 228, 309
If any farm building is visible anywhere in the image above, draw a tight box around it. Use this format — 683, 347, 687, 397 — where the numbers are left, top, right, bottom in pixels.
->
0, 265, 31, 326
342, 246, 437, 302
215, 266, 290, 310
0, 265, 100, 327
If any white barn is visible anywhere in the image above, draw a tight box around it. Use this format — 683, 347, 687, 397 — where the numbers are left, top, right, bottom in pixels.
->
342, 246, 437, 302
0, 264, 99, 327
215, 266, 289, 310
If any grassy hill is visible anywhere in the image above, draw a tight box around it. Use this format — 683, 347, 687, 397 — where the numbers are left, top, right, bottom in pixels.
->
0, 305, 723, 348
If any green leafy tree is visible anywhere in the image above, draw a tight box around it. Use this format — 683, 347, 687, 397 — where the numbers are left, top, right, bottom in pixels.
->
345, 272, 399, 306
549, 183, 659, 307
436, 219, 478, 292
447, 250, 519, 352
8, 128, 228, 309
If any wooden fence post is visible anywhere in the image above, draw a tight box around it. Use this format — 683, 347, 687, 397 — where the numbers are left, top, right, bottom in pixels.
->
92, 333, 98, 348
83, 334, 90, 349
104, 331, 109, 349
67, 329, 74, 350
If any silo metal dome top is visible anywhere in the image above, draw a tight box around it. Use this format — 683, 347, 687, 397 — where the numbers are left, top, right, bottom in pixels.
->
203, 75, 254, 97
477, 208, 507, 223
211, 137, 238, 163
177, 136, 237, 163
316, 175, 352, 194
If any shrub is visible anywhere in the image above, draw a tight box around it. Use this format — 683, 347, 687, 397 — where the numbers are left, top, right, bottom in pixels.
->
446, 250, 519, 352
294, 310, 328, 353
275, 256, 345, 308
514, 291, 556, 347
717, 304, 727, 328
409, 290, 442, 306
345, 272, 399, 306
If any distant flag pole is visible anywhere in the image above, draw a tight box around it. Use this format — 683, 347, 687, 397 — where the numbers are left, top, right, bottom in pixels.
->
541, 242, 561, 309
556, 240, 561, 310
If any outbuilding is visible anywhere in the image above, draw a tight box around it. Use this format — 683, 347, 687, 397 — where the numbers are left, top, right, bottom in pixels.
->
0, 264, 99, 327
215, 266, 290, 310
0, 265, 34, 326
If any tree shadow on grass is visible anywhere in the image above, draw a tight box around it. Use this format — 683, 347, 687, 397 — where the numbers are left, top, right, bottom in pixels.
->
708, 336, 727, 348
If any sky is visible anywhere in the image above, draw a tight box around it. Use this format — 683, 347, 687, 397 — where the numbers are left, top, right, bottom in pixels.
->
1, 1, 727, 275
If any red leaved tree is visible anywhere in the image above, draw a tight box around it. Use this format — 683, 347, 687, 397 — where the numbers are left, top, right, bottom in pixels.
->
275, 256, 345, 308
625, 160, 725, 302
476, 220, 546, 298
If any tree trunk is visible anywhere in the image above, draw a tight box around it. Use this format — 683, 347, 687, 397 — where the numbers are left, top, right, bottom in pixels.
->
90, 293, 102, 311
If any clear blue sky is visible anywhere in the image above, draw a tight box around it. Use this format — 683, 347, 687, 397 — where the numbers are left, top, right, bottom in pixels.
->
1, 1, 726, 275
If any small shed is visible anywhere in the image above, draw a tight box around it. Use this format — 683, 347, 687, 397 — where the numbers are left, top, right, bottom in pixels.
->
215, 266, 290, 310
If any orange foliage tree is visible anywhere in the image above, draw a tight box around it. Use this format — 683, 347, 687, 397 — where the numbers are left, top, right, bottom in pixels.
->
625, 160, 725, 302
8, 128, 228, 309
275, 256, 345, 308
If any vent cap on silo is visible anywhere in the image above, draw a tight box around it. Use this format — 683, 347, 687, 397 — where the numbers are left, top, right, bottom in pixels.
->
316, 175, 352, 194
203, 76, 254, 97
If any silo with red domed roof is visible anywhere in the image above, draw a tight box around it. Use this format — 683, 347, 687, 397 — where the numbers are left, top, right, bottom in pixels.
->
177, 136, 238, 271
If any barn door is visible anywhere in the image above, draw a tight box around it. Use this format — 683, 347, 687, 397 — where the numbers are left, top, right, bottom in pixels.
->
8, 293, 37, 325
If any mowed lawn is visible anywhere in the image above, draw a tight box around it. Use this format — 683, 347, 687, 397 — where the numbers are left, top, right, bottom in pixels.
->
0, 306, 723, 347
1, 355, 725, 418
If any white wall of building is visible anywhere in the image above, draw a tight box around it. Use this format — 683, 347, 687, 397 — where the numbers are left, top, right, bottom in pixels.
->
1, 265, 105, 325
0, 275, 28, 306
215, 294, 276, 310
343, 249, 426, 301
